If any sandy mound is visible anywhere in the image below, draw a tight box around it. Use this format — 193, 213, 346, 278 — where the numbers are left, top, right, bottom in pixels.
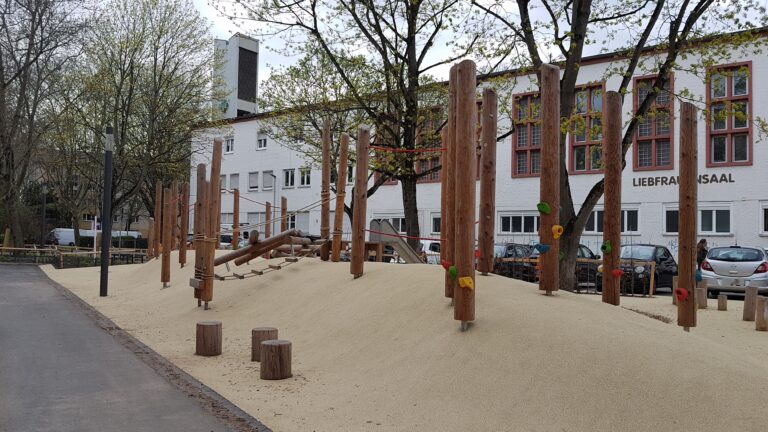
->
44, 253, 768, 432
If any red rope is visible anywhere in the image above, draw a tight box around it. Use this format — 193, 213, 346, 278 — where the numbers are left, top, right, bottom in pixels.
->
370, 146, 446, 153
363, 228, 442, 242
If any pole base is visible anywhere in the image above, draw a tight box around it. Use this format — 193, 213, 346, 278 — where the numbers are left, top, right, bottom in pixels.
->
197, 299, 202, 307
204, 302, 209, 310
459, 321, 471, 332
162, 282, 169, 289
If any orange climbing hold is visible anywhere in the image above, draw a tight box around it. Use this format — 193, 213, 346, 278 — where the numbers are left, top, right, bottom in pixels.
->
675, 287, 689, 303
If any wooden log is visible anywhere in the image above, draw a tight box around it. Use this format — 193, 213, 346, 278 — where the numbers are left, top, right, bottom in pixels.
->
251, 327, 278, 361
718, 294, 727, 311
350, 126, 370, 278
332, 133, 350, 262
179, 182, 189, 267
193, 165, 207, 301
230, 229, 302, 266
260, 340, 292, 380
320, 118, 331, 261
195, 321, 222, 356
210, 139, 223, 250
265, 201, 272, 240
171, 180, 179, 250
453, 59, 476, 324
478, 88, 497, 276
147, 218, 155, 259
280, 196, 288, 232
443, 66, 457, 299
161, 187, 172, 288
232, 188, 240, 250
696, 287, 707, 309
756, 296, 768, 331
677, 102, 698, 330
744, 285, 758, 322
153, 181, 162, 258
539, 64, 560, 296
602, 91, 622, 306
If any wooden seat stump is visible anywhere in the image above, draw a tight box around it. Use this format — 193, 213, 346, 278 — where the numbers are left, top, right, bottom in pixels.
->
260, 339, 292, 380
195, 321, 222, 356
251, 327, 278, 362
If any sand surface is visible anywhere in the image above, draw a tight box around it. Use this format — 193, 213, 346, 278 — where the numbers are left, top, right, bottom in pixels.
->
44, 253, 768, 432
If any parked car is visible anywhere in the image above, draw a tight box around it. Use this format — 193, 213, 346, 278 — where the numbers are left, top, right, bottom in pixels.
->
701, 246, 768, 296
616, 244, 677, 295
492, 243, 537, 282
532, 243, 603, 291
420, 240, 441, 264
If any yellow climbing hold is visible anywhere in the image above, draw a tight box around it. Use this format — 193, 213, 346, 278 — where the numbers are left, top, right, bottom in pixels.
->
458, 277, 475, 290
552, 224, 564, 239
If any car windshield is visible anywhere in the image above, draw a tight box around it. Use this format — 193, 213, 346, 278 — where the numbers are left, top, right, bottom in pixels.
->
494, 245, 507, 257
620, 245, 655, 260
708, 247, 764, 262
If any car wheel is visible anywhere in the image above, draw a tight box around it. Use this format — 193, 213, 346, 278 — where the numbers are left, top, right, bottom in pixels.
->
68, 242, 75, 246
708, 290, 719, 299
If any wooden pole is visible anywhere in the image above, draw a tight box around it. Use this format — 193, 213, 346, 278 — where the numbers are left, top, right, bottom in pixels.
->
756, 296, 768, 331
161, 187, 172, 288
280, 196, 288, 232
602, 91, 622, 306
350, 126, 370, 278
146, 218, 155, 259
717, 294, 727, 311
453, 59, 477, 327
260, 340, 292, 380
251, 327, 278, 362
320, 118, 331, 261
443, 65, 457, 299
332, 133, 350, 262
153, 181, 162, 258
210, 139, 223, 250
265, 202, 272, 239
232, 188, 240, 250
193, 165, 207, 305
744, 285, 758, 321
195, 321, 222, 356
478, 88, 497, 276
538, 64, 561, 295
677, 102, 698, 330
179, 182, 189, 267
171, 180, 179, 250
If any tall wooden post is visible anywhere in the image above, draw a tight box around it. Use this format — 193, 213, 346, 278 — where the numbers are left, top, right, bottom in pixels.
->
194, 165, 207, 305
538, 64, 561, 295
147, 218, 155, 259
232, 188, 240, 250
602, 91, 622, 306
453, 60, 477, 328
280, 196, 288, 232
161, 187, 172, 288
677, 102, 698, 330
478, 88, 497, 276
443, 65, 457, 299
265, 202, 272, 239
179, 182, 189, 267
332, 133, 350, 262
210, 139, 223, 250
171, 180, 180, 250
320, 118, 331, 261
153, 181, 162, 258
350, 126, 370, 278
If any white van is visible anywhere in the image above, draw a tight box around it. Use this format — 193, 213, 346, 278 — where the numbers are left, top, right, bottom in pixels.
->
47, 228, 141, 246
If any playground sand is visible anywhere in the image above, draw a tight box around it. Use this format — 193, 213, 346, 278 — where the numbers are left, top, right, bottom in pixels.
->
44, 254, 768, 432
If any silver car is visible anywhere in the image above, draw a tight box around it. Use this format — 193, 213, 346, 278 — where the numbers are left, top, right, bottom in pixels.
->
701, 246, 768, 295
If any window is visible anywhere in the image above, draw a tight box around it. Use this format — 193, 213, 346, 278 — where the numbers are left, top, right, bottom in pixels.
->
283, 169, 295, 188
499, 213, 539, 234
246, 212, 266, 234
224, 137, 234, 154
570, 85, 604, 173
263, 171, 274, 190
219, 175, 226, 191
287, 214, 296, 230
299, 168, 311, 186
584, 209, 639, 234
221, 213, 233, 224
706, 63, 751, 166
431, 215, 441, 234
700, 208, 731, 234
229, 174, 239, 190
391, 217, 407, 234
584, 210, 604, 233
248, 172, 259, 190
664, 207, 679, 234
633, 76, 673, 171
416, 158, 440, 182
512, 93, 542, 177
762, 206, 768, 233
256, 134, 267, 150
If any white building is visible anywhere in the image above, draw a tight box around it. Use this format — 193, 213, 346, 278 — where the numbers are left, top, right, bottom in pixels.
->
194, 36, 768, 257
214, 34, 260, 119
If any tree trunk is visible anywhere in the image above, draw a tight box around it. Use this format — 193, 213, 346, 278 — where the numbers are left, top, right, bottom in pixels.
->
558, 233, 579, 292
401, 177, 420, 251
8, 196, 25, 247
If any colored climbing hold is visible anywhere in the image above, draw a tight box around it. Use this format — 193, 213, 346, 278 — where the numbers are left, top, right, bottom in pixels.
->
611, 269, 623, 279
695, 268, 702, 282
552, 225, 564, 239
537, 201, 552, 215
459, 277, 475, 290
441, 260, 452, 271
558, 251, 565, 261
675, 287, 689, 303
448, 266, 458, 280
601, 240, 612, 254
534, 244, 550, 253
597, 264, 604, 273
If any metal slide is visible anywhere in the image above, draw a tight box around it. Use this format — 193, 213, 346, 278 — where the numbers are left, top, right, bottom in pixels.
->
368, 219, 423, 264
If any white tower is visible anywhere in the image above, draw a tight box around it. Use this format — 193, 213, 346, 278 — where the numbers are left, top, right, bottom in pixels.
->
214, 33, 260, 119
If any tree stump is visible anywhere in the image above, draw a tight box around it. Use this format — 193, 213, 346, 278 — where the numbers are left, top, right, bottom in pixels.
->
696, 287, 707, 309
756, 296, 768, 331
251, 327, 278, 362
718, 294, 727, 311
743, 286, 758, 322
260, 339, 292, 380
195, 321, 222, 356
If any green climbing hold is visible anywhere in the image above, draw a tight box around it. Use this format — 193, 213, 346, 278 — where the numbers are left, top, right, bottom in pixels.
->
537, 202, 552, 215
601, 240, 612, 254
449, 265, 458, 280
559, 251, 565, 261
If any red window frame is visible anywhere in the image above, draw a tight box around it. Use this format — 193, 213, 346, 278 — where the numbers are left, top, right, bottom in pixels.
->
705, 62, 752, 167
569, 82, 605, 174
511, 91, 542, 178
632, 74, 675, 171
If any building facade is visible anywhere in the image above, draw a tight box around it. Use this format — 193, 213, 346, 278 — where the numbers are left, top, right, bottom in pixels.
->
214, 34, 260, 119
193, 39, 768, 257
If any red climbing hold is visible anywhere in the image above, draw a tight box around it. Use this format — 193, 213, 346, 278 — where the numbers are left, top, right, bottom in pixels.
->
611, 269, 623, 279
674, 287, 689, 303
441, 260, 452, 271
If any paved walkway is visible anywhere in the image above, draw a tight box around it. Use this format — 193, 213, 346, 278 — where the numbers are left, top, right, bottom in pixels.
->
0, 265, 239, 432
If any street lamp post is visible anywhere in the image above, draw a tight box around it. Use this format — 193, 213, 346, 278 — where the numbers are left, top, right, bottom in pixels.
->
40, 184, 47, 245
269, 173, 277, 235
99, 127, 114, 297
